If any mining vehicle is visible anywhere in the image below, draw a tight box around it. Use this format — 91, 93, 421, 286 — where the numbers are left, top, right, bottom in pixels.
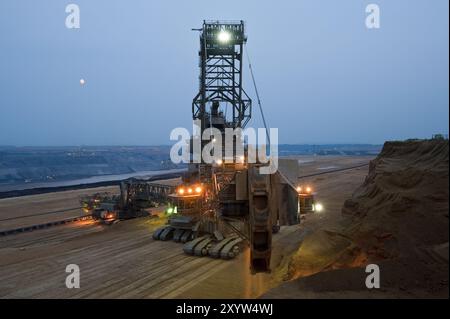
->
83, 179, 176, 224
153, 21, 301, 273
80, 192, 110, 213
296, 185, 317, 214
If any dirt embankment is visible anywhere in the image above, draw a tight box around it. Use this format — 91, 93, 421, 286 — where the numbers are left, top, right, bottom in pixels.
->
265, 140, 449, 298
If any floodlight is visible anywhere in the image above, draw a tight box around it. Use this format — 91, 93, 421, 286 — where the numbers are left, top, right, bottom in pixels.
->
218, 30, 231, 43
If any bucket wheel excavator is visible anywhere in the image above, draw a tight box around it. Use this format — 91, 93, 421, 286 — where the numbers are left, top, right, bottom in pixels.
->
153, 21, 300, 273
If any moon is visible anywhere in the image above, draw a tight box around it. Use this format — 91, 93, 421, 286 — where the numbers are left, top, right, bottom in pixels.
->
80, 79, 85, 86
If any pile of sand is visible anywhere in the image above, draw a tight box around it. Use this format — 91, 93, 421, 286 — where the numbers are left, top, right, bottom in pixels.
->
341, 140, 448, 263
265, 140, 449, 298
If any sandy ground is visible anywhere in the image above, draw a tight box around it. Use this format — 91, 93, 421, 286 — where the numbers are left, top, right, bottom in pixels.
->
0, 157, 371, 298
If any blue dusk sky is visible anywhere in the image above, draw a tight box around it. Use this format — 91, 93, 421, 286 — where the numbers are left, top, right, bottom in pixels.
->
0, 0, 448, 145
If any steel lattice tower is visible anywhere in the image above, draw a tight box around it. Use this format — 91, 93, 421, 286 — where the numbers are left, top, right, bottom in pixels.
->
192, 20, 252, 132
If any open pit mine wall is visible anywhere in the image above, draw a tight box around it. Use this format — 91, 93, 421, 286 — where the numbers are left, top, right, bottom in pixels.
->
342, 140, 449, 219
342, 139, 449, 218
341, 139, 449, 263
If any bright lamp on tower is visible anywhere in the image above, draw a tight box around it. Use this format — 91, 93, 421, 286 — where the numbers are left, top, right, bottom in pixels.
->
217, 30, 231, 43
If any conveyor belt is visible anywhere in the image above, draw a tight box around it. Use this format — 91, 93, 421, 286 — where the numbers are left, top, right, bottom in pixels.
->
0, 214, 93, 237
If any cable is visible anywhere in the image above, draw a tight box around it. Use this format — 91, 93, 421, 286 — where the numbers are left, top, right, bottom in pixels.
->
245, 46, 271, 147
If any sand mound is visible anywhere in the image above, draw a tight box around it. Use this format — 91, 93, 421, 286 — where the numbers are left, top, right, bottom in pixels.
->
266, 139, 449, 298
341, 140, 448, 258
282, 228, 371, 284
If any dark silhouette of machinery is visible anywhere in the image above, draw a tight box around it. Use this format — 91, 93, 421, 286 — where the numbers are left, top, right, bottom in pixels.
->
153, 21, 300, 273
81, 179, 176, 224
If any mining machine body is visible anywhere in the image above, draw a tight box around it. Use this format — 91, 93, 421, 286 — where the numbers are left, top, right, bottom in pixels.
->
153, 21, 300, 273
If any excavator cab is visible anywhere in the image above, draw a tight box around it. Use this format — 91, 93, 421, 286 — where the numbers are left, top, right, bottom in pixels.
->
153, 184, 208, 242
167, 184, 205, 215
296, 185, 316, 214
